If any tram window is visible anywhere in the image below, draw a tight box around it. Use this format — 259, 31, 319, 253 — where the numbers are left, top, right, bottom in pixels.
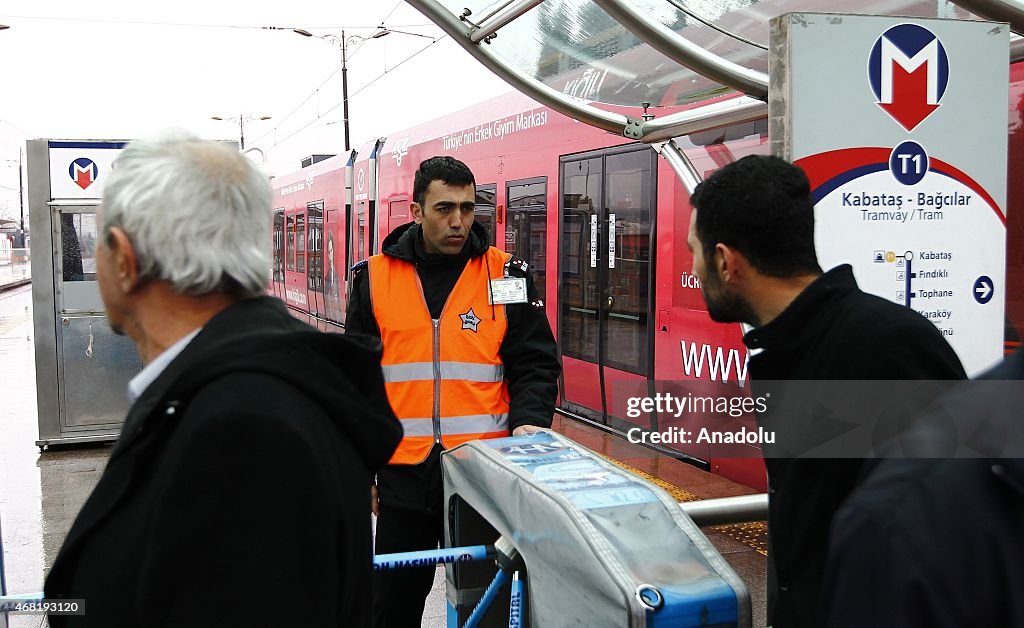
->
506, 178, 547, 297
296, 212, 306, 274
677, 120, 769, 179
603, 151, 653, 375
272, 209, 284, 282
307, 202, 324, 292
388, 198, 409, 234
475, 184, 496, 246
560, 157, 602, 363
286, 214, 295, 272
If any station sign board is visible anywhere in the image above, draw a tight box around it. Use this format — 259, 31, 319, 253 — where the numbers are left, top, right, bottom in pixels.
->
48, 140, 126, 200
770, 14, 1009, 375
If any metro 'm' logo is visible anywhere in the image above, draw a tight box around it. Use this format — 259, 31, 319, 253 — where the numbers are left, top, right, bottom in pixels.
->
69, 157, 99, 190
868, 23, 949, 132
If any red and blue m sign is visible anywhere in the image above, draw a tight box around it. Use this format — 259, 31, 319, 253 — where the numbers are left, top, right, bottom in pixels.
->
868, 23, 949, 132
69, 157, 99, 190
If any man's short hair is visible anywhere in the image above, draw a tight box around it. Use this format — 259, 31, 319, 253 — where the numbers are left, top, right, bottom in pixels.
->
690, 154, 822, 278
100, 130, 271, 298
413, 156, 475, 207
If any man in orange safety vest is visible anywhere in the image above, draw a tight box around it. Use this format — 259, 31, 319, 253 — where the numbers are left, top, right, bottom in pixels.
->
346, 155, 559, 627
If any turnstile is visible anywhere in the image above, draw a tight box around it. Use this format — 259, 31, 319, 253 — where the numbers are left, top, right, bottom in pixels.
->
443, 432, 751, 627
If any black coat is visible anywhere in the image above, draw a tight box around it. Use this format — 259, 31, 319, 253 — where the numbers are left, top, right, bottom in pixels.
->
820, 350, 1024, 627
742, 265, 966, 628
346, 221, 560, 513
44, 297, 402, 627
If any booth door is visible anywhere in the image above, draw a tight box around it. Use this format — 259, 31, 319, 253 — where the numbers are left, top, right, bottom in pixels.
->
53, 205, 142, 430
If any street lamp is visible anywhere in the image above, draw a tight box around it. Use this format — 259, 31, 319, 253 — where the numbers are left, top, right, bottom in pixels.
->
293, 26, 437, 152
210, 114, 272, 150
293, 28, 365, 153
369, 24, 436, 40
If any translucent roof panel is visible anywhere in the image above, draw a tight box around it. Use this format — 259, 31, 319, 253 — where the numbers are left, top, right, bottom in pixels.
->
442, 0, 984, 109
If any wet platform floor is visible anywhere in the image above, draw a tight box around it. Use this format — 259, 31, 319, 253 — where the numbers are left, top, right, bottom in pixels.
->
0, 284, 767, 627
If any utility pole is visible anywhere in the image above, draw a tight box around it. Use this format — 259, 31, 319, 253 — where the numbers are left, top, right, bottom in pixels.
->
17, 147, 24, 248
341, 30, 350, 152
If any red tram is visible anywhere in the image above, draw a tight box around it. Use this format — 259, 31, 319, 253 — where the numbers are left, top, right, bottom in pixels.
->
270, 68, 1024, 490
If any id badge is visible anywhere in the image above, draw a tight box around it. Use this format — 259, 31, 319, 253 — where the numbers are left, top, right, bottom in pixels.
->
489, 277, 528, 305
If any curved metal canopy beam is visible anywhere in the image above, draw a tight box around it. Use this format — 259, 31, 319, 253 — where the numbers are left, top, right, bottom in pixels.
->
641, 96, 767, 144
406, 0, 632, 136
592, 0, 769, 100
467, 0, 545, 43
951, 0, 1024, 33
655, 139, 702, 193
410, 0, 769, 144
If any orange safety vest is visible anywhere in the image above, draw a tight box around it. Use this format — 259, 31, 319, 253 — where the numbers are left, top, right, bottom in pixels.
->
369, 247, 512, 465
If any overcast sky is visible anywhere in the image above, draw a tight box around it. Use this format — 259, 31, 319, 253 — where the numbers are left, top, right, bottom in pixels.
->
0, 1, 514, 223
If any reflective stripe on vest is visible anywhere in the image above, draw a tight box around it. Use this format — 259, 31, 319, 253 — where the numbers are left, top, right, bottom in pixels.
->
381, 362, 505, 383
399, 414, 510, 437
369, 246, 512, 465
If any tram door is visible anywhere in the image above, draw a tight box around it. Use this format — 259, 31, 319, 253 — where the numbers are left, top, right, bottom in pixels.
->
324, 208, 343, 324
559, 147, 655, 425
306, 201, 324, 322
272, 208, 285, 299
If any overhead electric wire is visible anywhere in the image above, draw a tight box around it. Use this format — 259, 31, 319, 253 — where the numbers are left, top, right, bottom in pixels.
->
378, 1, 406, 28
248, 24, 430, 146
0, 13, 428, 31
248, 66, 344, 147
348, 36, 446, 100
0, 119, 32, 138
258, 35, 446, 150
250, 0, 441, 153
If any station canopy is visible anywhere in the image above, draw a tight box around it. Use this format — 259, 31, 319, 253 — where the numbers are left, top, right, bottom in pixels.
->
408, 0, 1024, 186
459, 1, 999, 107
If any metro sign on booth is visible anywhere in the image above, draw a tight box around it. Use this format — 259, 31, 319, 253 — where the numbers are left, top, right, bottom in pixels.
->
868, 23, 949, 132
69, 157, 99, 190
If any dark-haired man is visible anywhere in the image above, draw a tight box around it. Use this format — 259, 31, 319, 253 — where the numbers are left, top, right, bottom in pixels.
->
686, 155, 965, 628
347, 156, 560, 627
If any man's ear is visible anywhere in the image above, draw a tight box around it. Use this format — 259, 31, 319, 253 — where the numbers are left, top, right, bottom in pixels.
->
715, 243, 747, 285
108, 227, 141, 293
410, 202, 424, 224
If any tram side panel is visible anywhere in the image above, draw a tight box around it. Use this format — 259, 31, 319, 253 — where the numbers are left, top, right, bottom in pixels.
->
271, 156, 349, 327
373, 97, 767, 489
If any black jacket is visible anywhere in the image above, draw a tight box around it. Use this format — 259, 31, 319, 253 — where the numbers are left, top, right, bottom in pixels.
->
346, 221, 560, 513
820, 350, 1024, 628
45, 296, 402, 627
742, 265, 966, 628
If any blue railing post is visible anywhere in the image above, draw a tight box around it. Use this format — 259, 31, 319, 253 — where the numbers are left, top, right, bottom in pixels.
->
373, 544, 493, 571
464, 569, 508, 628
508, 571, 524, 628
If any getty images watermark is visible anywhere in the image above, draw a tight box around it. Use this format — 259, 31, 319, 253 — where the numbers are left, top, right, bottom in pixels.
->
613, 380, 1024, 458
624, 392, 774, 446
